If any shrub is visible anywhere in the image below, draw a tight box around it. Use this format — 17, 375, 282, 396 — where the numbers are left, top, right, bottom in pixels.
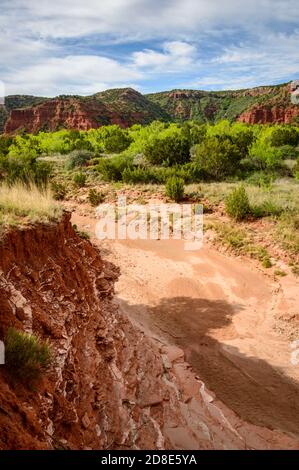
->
0, 136, 13, 156
193, 136, 242, 180
73, 172, 86, 187
225, 186, 251, 221
0, 154, 52, 187
251, 200, 284, 218
100, 125, 132, 153
270, 128, 299, 147
5, 327, 52, 382
65, 150, 93, 170
97, 155, 133, 181
51, 181, 67, 201
165, 176, 185, 202
122, 166, 155, 184
88, 188, 104, 206
293, 159, 299, 180
249, 140, 283, 169
144, 127, 190, 166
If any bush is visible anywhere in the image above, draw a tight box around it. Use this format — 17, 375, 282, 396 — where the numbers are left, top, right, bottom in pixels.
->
88, 188, 104, 206
144, 128, 190, 166
270, 128, 299, 147
251, 200, 284, 218
51, 181, 67, 201
249, 140, 283, 169
73, 172, 86, 187
0, 136, 13, 156
0, 154, 52, 187
193, 136, 242, 180
100, 125, 132, 153
122, 166, 155, 184
165, 176, 185, 202
225, 186, 251, 221
65, 150, 93, 170
5, 327, 52, 382
97, 155, 133, 181
293, 159, 299, 180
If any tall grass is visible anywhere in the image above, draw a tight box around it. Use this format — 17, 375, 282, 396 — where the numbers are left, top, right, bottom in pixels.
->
0, 183, 62, 230
5, 327, 52, 382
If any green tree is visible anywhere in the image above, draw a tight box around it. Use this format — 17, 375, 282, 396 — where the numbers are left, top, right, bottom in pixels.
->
193, 136, 242, 180
144, 126, 190, 166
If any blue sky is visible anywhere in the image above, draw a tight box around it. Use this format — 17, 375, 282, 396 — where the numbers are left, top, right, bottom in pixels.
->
0, 0, 298, 96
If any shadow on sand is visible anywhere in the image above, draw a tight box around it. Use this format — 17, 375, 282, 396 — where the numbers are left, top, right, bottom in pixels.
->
120, 296, 299, 437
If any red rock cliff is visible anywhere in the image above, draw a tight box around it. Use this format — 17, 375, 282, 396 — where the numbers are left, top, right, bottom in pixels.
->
4, 99, 109, 134
238, 105, 299, 124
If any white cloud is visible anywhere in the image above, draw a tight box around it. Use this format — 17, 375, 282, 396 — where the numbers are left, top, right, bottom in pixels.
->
2, 0, 299, 40
4, 55, 142, 96
132, 41, 197, 72
0, 0, 298, 95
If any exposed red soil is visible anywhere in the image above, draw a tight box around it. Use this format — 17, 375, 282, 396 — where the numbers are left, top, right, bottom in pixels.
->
238, 105, 299, 124
1, 211, 298, 449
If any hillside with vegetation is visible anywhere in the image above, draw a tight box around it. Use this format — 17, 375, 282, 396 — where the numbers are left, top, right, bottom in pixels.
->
146, 83, 297, 123
1, 82, 298, 134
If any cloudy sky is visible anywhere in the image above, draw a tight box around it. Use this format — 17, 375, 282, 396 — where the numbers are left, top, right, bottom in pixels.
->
0, 0, 298, 96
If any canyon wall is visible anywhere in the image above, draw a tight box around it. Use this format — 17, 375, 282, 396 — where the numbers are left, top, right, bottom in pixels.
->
238, 105, 299, 124
0, 214, 298, 450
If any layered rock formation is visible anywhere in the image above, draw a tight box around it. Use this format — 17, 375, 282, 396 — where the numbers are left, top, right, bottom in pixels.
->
238, 105, 299, 124
2, 82, 298, 134
3, 88, 170, 134
0, 214, 299, 449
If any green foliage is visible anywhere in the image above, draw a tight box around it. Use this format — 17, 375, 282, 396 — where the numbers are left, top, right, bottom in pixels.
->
225, 186, 251, 221
73, 226, 90, 240
8, 135, 41, 160
249, 140, 283, 169
65, 150, 93, 170
73, 172, 86, 187
165, 176, 185, 202
193, 136, 242, 180
0, 154, 52, 186
88, 188, 104, 206
251, 200, 284, 218
97, 155, 133, 181
99, 125, 132, 153
246, 171, 276, 188
270, 127, 299, 147
0, 136, 13, 156
293, 159, 299, 180
144, 125, 190, 166
5, 327, 52, 382
51, 181, 67, 200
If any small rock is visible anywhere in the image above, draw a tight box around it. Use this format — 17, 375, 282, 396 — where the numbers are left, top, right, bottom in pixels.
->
82, 412, 91, 429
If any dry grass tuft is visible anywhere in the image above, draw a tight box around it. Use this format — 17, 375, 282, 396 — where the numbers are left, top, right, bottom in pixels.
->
0, 183, 62, 231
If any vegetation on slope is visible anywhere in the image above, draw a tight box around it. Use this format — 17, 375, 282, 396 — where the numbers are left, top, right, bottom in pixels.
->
146, 83, 292, 123
1, 82, 296, 133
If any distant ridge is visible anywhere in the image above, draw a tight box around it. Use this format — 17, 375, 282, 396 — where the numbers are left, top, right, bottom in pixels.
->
1, 82, 298, 134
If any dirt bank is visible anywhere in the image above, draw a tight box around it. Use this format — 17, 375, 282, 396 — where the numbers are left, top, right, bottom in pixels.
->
1, 210, 298, 449
72, 208, 299, 441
